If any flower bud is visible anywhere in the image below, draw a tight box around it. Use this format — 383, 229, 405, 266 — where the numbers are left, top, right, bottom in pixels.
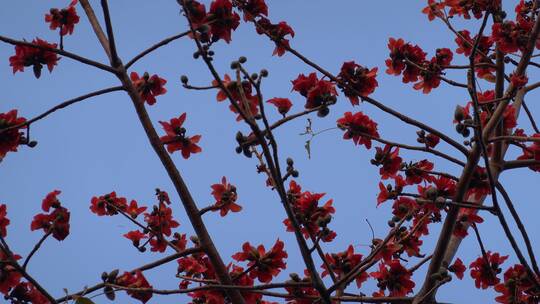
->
238, 56, 247, 63
454, 105, 465, 121
181, 75, 189, 84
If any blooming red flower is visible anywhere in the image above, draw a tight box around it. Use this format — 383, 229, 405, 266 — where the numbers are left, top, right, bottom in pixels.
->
321, 245, 368, 288
492, 21, 530, 54
424, 133, 440, 148
124, 230, 147, 247
178, 256, 207, 276
404, 159, 434, 185
385, 38, 426, 83
422, 0, 444, 21
267, 97, 292, 116
337, 61, 378, 105
256, 17, 295, 56
449, 258, 466, 280
370, 260, 415, 297
90, 191, 128, 216
392, 197, 418, 220
0, 249, 22, 294
517, 133, 540, 172
337, 111, 380, 149
0, 110, 27, 160
126, 200, 147, 219
208, 0, 240, 43
445, 0, 500, 19
230, 265, 265, 304
41, 190, 61, 212
130, 72, 167, 106
510, 73, 528, 89
144, 204, 180, 238
0, 205, 9, 238
291, 73, 338, 109
470, 251, 508, 289
30, 206, 70, 241
45, 0, 80, 36
184, 0, 207, 30
9, 38, 60, 78
495, 264, 539, 304
210, 176, 242, 217
159, 113, 202, 159
373, 145, 402, 180
232, 239, 288, 283
116, 270, 153, 303
240, 0, 268, 21
284, 182, 336, 242
377, 175, 406, 206
453, 209, 484, 238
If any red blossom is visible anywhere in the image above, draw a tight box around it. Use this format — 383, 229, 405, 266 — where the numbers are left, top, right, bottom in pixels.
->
377, 175, 406, 206
424, 133, 440, 148
422, 0, 444, 21
124, 230, 147, 247
90, 191, 128, 216
495, 264, 539, 304
445, 0, 500, 19
337, 111, 380, 149
373, 145, 402, 180
370, 260, 415, 297
321, 245, 368, 288
453, 209, 484, 238
210, 176, 242, 217
0, 249, 21, 294
41, 190, 61, 212
449, 258, 466, 280
0, 205, 9, 238
337, 61, 378, 105
9, 38, 60, 78
291, 73, 338, 109
116, 270, 153, 303
0, 110, 27, 160
230, 265, 264, 303
159, 113, 202, 159
130, 72, 167, 106
492, 21, 531, 54
517, 133, 540, 172
232, 239, 288, 283
267, 97, 292, 116
31, 191, 70, 241
404, 159, 434, 185
385, 38, 426, 83
208, 0, 240, 43
144, 204, 180, 238
240, 0, 268, 21
256, 17, 295, 56
45, 0, 79, 36
178, 256, 207, 276
470, 251, 508, 289
127, 200, 147, 219
510, 73, 529, 89
392, 197, 418, 220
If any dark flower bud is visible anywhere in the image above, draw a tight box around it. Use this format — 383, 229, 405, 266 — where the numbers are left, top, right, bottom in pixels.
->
104, 286, 116, 301
230, 61, 239, 69
291, 170, 299, 178
317, 107, 330, 117
238, 56, 247, 63
416, 130, 426, 137
251, 73, 258, 80
107, 269, 119, 282
286, 157, 294, 166
425, 186, 438, 200
101, 271, 108, 282
235, 146, 243, 154
454, 105, 465, 121
190, 235, 200, 244
181, 75, 189, 84
193, 51, 200, 59
290, 273, 300, 281
27, 140, 38, 148
208, 50, 215, 56
260, 69, 269, 77
388, 220, 395, 227
235, 131, 244, 143
455, 123, 465, 134
462, 128, 470, 137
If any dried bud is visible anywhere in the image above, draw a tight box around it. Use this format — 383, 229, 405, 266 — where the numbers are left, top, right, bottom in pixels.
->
181, 75, 189, 84
238, 56, 247, 63
260, 69, 269, 77
454, 105, 465, 121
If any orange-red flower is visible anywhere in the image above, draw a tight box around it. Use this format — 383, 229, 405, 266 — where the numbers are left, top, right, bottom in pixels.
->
267, 97, 292, 116
45, 0, 80, 36
116, 270, 153, 303
321, 245, 368, 288
159, 113, 202, 159
130, 72, 167, 106
210, 176, 242, 216
370, 260, 415, 297
90, 191, 128, 216
337, 111, 379, 149
470, 251, 508, 289
449, 258, 466, 280
232, 239, 288, 283
338, 61, 378, 105
9, 38, 60, 78
0, 110, 26, 160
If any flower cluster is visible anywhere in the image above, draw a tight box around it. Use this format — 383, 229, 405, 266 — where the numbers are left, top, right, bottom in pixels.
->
30, 190, 71, 241
130, 72, 167, 106
322, 246, 368, 288
0, 110, 27, 160
337, 111, 380, 149
210, 176, 242, 216
185, 0, 240, 43
422, 0, 501, 20
159, 113, 202, 159
45, 0, 80, 36
232, 239, 288, 283
9, 38, 60, 78
337, 61, 378, 105
517, 133, 540, 172
495, 264, 540, 304
386, 38, 454, 94
370, 260, 415, 297
213, 74, 261, 121
284, 181, 336, 242
469, 251, 508, 289
292, 73, 338, 109
115, 270, 153, 303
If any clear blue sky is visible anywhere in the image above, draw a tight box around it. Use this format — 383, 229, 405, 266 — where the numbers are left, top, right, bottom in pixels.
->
1, 1, 538, 303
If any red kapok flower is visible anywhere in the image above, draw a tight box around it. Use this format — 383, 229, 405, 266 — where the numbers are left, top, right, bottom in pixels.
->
495, 264, 539, 304
0, 249, 22, 294
123, 230, 147, 247
240, 0, 268, 22
42, 190, 61, 212
116, 270, 153, 303
322, 245, 368, 288
31, 206, 70, 241
256, 17, 295, 56
9, 38, 60, 78
232, 239, 288, 283
510, 73, 528, 89
370, 260, 415, 297
422, 0, 444, 21
210, 176, 242, 216
337, 111, 379, 149
373, 145, 402, 180
127, 200, 147, 219
90, 191, 128, 216
267, 97, 292, 116
404, 159, 434, 185
453, 209, 484, 238
449, 258, 466, 280
470, 251, 508, 289
144, 204, 180, 238
45, 0, 80, 36
337, 61, 378, 105
159, 113, 202, 159
517, 133, 540, 172
0, 205, 9, 238
0, 110, 26, 160
291, 73, 338, 109
130, 72, 167, 106
208, 0, 240, 43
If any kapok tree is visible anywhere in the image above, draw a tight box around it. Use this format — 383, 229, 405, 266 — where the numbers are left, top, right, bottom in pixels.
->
0, 1, 539, 304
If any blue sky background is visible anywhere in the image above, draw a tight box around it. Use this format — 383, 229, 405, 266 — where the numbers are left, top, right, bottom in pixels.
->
1, 1, 538, 303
